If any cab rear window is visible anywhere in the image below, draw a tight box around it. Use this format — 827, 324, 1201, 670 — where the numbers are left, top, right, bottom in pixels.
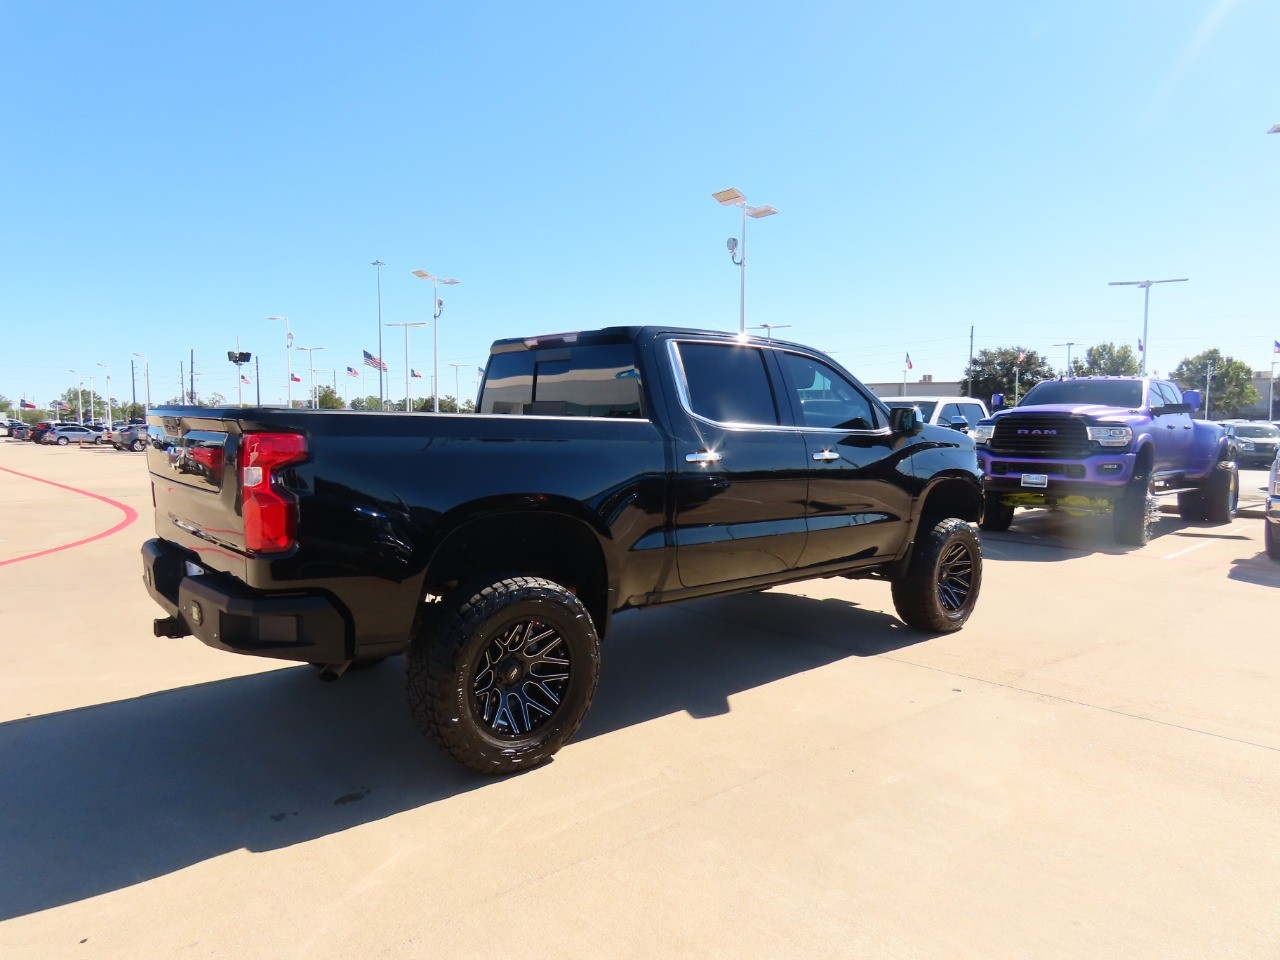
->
480, 344, 644, 418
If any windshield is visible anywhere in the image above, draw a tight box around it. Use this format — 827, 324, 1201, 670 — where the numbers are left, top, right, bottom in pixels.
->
1233, 424, 1280, 439
886, 399, 937, 419
1019, 380, 1144, 408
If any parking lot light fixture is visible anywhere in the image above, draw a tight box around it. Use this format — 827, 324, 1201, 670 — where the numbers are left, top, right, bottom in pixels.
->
1106, 278, 1189, 375
750, 323, 792, 340
68, 369, 82, 423
713, 188, 778, 335
411, 270, 461, 413
96, 362, 112, 424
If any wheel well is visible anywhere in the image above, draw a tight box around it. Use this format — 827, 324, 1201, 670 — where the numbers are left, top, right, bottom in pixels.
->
919, 477, 982, 525
423, 512, 609, 632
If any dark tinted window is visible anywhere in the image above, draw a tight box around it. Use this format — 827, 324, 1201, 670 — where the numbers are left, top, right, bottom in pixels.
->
782, 352, 879, 430
677, 342, 779, 425
1019, 379, 1144, 408
480, 344, 643, 417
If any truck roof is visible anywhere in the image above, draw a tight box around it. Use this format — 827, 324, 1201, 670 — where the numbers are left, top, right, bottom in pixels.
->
487, 325, 811, 354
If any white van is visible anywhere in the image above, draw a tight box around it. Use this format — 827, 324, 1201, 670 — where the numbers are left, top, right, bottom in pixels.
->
882, 396, 989, 433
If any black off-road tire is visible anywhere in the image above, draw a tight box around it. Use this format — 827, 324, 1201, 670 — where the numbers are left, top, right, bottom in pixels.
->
1113, 471, 1154, 546
891, 518, 982, 633
1177, 489, 1207, 522
406, 576, 600, 775
1202, 461, 1238, 524
978, 494, 1014, 532
1265, 521, 1280, 561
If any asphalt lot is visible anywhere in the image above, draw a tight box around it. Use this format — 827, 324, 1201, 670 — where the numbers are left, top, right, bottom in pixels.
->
1, 440, 1278, 960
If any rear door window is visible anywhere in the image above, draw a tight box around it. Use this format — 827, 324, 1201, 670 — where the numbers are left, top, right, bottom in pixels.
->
674, 342, 780, 425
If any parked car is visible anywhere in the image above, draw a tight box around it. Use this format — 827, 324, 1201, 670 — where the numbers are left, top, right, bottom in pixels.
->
43, 423, 105, 445
112, 423, 148, 451
29, 420, 65, 443
1222, 421, 1280, 468
9, 423, 33, 440
882, 396, 989, 433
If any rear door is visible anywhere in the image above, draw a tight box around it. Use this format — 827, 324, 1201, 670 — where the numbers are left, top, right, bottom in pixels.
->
666, 338, 808, 588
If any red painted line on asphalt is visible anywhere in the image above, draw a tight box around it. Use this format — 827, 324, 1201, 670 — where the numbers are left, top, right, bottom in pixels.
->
0, 466, 140, 566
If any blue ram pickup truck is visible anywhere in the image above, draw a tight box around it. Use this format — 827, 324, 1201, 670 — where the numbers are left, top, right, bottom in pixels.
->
974, 376, 1237, 544
140, 326, 986, 774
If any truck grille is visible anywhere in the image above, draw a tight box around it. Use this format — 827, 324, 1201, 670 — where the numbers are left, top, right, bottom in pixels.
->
990, 414, 1091, 457
990, 461, 1086, 478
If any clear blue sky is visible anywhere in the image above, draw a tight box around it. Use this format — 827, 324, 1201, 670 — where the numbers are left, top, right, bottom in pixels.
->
2, 0, 1278, 409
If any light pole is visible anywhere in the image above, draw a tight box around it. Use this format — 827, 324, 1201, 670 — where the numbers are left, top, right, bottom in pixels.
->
96, 362, 111, 424
295, 346, 325, 408
228, 342, 252, 406
68, 369, 82, 423
1107, 278, 1188, 375
267, 315, 293, 407
1205, 361, 1214, 420
749, 323, 791, 340
713, 188, 778, 335
371, 260, 386, 410
411, 270, 460, 413
1054, 342, 1078, 375
131, 352, 151, 414
450, 361, 466, 412
385, 322, 426, 411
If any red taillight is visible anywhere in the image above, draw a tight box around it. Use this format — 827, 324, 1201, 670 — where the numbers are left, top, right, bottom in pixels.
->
241, 432, 307, 553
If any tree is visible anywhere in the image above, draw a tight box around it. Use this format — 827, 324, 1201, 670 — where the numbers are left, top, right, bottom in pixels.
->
316, 385, 345, 409
1079, 342, 1140, 377
962, 347, 1054, 405
348, 394, 384, 411
1170, 349, 1258, 419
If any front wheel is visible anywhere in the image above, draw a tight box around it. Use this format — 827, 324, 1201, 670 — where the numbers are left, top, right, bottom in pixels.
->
131, 439, 145, 452
891, 518, 983, 633
1265, 521, 1280, 561
1114, 471, 1154, 545
407, 576, 601, 775
57, 436, 69, 445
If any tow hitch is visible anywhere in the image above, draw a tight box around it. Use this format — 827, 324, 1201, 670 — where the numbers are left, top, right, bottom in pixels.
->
153, 617, 190, 639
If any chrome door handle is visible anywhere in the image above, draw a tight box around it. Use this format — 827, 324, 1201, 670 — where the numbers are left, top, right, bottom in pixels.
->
812, 450, 840, 462
685, 451, 722, 464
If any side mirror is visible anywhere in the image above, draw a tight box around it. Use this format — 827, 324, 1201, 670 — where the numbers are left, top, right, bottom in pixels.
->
991, 392, 1005, 411
948, 416, 970, 433
1181, 390, 1202, 411
889, 405, 921, 435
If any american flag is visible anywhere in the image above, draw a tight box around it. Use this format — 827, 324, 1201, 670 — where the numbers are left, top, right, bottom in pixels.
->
905, 353, 912, 370
347, 366, 360, 378
240, 375, 251, 384
411, 369, 423, 379
363, 350, 387, 372
477, 366, 485, 377
1016, 351, 1025, 364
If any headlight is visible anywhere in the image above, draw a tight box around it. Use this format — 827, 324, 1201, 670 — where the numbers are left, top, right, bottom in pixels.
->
1087, 425, 1132, 447
973, 424, 994, 444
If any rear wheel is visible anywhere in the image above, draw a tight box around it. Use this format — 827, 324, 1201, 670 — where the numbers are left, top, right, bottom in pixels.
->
131, 439, 145, 452
1202, 461, 1238, 523
1177, 489, 1207, 521
56, 436, 69, 445
407, 576, 600, 775
1113, 470, 1154, 545
891, 518, 982, 633
978, 494, 1014, 532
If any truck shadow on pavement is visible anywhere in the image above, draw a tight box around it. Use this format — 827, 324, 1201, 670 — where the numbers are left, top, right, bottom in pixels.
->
981, 512, 1249, 561
0, 592, 912, 920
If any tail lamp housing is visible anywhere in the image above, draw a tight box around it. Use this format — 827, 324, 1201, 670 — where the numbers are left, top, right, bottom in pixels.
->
241, 432, 308, 553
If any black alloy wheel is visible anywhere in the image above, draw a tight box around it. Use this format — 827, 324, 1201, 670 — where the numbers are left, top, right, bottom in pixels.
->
471, 618, 571, 739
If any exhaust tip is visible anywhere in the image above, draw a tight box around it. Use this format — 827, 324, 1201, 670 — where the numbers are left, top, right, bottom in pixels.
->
317, 661, 352, 683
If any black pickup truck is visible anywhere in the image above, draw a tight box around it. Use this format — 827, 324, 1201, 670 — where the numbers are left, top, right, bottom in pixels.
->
141, 326, 984, 773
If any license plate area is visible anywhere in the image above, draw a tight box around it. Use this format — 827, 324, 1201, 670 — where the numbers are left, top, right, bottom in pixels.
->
1021, 473, 1049, 488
